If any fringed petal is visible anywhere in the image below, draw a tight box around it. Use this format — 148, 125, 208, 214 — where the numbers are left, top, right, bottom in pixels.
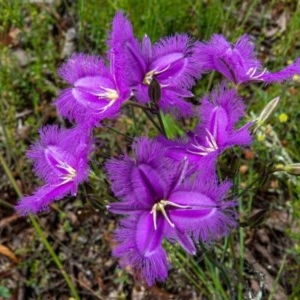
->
16, 183, 73, 216
58, 53, 107, 84
113, 216, 169, 286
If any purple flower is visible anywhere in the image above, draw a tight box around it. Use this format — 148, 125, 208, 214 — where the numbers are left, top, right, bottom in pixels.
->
191, 85, 253, 153
159, 85, 253, 162
106, 138, 236, 285
195, 34, 300, 84
16, 125, 93, 215
109, 12, 201, 117
56, 52, 130, 127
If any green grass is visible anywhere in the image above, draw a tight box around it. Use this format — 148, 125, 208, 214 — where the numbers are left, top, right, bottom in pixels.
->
1, 0, 300, 298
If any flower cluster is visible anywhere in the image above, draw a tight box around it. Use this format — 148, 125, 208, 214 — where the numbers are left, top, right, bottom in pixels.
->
16, 11, 300, 285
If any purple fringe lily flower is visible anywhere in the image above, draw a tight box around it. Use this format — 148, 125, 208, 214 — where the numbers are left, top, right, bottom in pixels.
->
56, 51, 130, 127
109, 12, 201, 117
191, 85, 253, 154
106, 138, 236, 285
195, 34, 300, 85
16, 125, 93, 215
159, 85, 253, 162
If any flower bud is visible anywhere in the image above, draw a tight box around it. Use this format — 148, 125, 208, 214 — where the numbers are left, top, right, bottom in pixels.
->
253, 96, 280, 133
284, 163, 300, 176
148, 77, 161, 104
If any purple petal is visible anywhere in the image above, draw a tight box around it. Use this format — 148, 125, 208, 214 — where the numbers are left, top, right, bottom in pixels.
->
130, 164, 165, 205
167, 158, 189, 194
132, 84, 150, 104
108, 201, 145, 214
226, 121, 253, 146
125, 38, 147, 84
168, 190, 237, 242
152, 34, 201, 87
175, 229, 196, 255
106, 138, 170, 205
158, 86, 194, 118
107, 11, 132, 97
113, 216, 169, 286
261, 59, 300, 83
169, 190, 217, 207
105, 155, 138, 202
15, 182, 73, 216
107, 11, 135, 69
141, 34, 152, 64
195, 34, 231, 72
135, 212, 164, 256
58, 53, 107, 84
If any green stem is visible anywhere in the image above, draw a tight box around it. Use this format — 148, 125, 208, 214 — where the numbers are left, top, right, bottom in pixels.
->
124, 100, 152, 111
104, 125, 133, 142
130, 105, 138, 136
157, 111, 167, 137
0, 151, 80, 300
0, 198, 14, 209
125, 98, 166, 135
268, 255, 286, 300
143, 109, 162, 133
236, 171, 269, 198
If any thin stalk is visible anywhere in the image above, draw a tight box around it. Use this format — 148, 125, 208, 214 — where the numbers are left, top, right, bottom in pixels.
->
130, 105, 138, 136
0, 101, 15, 164
143, 109, 162, 133
124, 98, 163, 134
124, 100, 152, 111
0, 151, 21, 198
238, 227, 245, 299
157, 111, 167, 137
104, 125, 133, 142
268, 255, 286, 300
175, 251, 204, 292
0, 198, 14, 209
29, 215, 80, 300
238, 196, 245, 300
236, 171, 269, 198
199, 243, 228, 299
0, 151, 80, 300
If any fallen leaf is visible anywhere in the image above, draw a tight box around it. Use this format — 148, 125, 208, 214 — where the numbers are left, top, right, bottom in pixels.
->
0, 244, 18, 264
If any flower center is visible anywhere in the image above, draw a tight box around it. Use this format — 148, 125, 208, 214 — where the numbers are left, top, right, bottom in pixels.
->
143, 70, 156, 85
56, 160, 77, 185
187, 129, 218, 156
150, 200, 190, 230
142, 65, 170, 85
97, 87, 119, 101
